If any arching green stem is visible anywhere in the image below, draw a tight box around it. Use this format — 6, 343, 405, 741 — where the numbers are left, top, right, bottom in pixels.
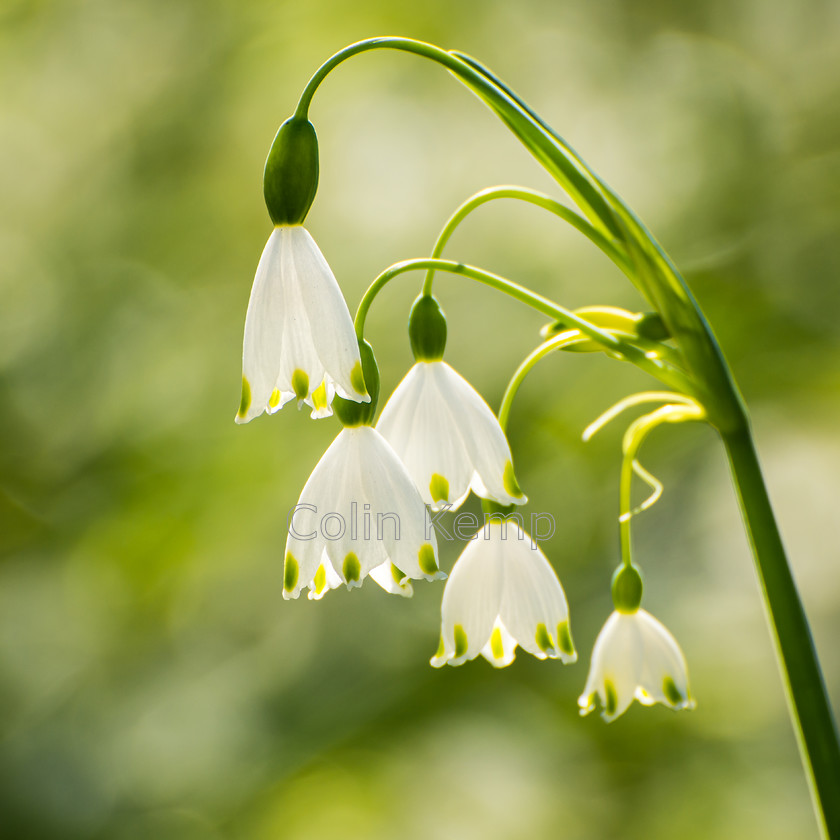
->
354, 258, 692, 393
422, 186, 631, 296
293, 38, 621, 240
497, 331, 585, 432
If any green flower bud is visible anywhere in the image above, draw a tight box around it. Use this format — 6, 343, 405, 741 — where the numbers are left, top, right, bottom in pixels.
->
408, 294, 447, 361
333, 339, 380, 427
611, 563, 644, 613
263, 117, 319, 225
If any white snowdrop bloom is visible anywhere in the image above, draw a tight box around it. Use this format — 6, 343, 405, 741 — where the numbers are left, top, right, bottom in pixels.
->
376, 361, 526, 511
431, 519, 575, 668
578, 608, 695, 722
236, 225, 368, 423
283, 425, 445, 600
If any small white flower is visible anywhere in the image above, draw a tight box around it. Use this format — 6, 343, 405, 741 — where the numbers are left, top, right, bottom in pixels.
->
578, 608, 695, 722
283, 425, 445, 600
376, 361, 526, 511
236, 225, 368, 423
431, 520, 576, 668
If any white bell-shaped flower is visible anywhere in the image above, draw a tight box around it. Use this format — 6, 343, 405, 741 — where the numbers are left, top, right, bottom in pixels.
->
578, 608, 695, 722
431, 519, 576, 668
283, 425, 445, 600
376, 361, 526, 511
236, 225, 369, 423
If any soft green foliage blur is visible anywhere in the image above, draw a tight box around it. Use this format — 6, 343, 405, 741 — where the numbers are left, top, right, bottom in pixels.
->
1, 0, 839, 837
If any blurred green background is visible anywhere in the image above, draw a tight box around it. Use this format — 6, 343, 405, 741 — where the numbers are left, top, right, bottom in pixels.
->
1, 0, 839, 837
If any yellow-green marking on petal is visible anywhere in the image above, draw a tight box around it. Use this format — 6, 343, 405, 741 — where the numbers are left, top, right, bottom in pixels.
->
490, 626, 505, 659
283, 552, 299, 592
268, 388, 281, 409
291, 369, 309, 400
429, 473, 449, 503
556, 621, 575, 657
350, 361, 366, 396
238, 376, 252, 419
663, 676, 684, 706
535, 622, 553, 653
391, 563, 406, 585
604, 679, 618, 717
503, 460, 523, 498
343, 552, 361, 583
313, 564, 327, 595
418, 543, 438, 575
454, 624, 468, 658
434, 635, 445, 658
312, 381, 328, 411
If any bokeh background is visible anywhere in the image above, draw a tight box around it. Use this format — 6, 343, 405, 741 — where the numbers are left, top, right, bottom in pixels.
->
2, 0, 839, 837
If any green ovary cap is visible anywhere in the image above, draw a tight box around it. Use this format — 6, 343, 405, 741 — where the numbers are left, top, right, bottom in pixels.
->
350, 361, 366, 396
291, 369, 309, 400
408, 294, 447, 361
263, 116, 319, 225
343, 552, 361, 583
611, 564, 643, 613
418, 543, 438, 575
333, 340, 380, 427
490, 627, 505, 659
556, 621, 575, 656
604, 679, 618, 717
311, 382, 328, 411
454, 624, 468, 658
502, 461, 523, 498
283, 552, 299, 592
238, 376, 252, 419
429, 473, 449, 503
313, 565, 327, 595
535, 622, 553, 653
663, 676, 684, 706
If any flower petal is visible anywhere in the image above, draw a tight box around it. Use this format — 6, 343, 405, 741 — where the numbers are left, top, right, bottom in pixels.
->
238, 229, 288, 423
355, 427, 443, 582
431, 526, 504, 667
479, 619, 517, 668
376, 363, 473, 510
578, 611, 643, 721
496, 524, 576, 663
369, 561, 415, 598
285, 227, 367, 403
635, 609, 695, 710
434, 362, 527, 507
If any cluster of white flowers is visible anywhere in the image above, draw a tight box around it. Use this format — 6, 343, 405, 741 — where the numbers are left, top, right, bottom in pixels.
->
237, 220, 694, 722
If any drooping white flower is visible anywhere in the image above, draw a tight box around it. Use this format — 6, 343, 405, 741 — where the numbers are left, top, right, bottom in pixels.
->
283, 425, 445, 600
236, 226, 368, 423
431, 519, 575, 668
578, 608, 695, 722
376, 361, 526, 511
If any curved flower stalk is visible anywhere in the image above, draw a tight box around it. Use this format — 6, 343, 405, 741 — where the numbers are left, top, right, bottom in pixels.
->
377, 360, 526, 511
431, 519, 576, 668
283, 425, 445, 600
236, 226, 368, 423
579, 608, 694, 722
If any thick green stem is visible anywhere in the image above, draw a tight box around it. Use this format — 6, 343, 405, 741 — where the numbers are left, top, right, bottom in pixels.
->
724, 425, 840, 839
